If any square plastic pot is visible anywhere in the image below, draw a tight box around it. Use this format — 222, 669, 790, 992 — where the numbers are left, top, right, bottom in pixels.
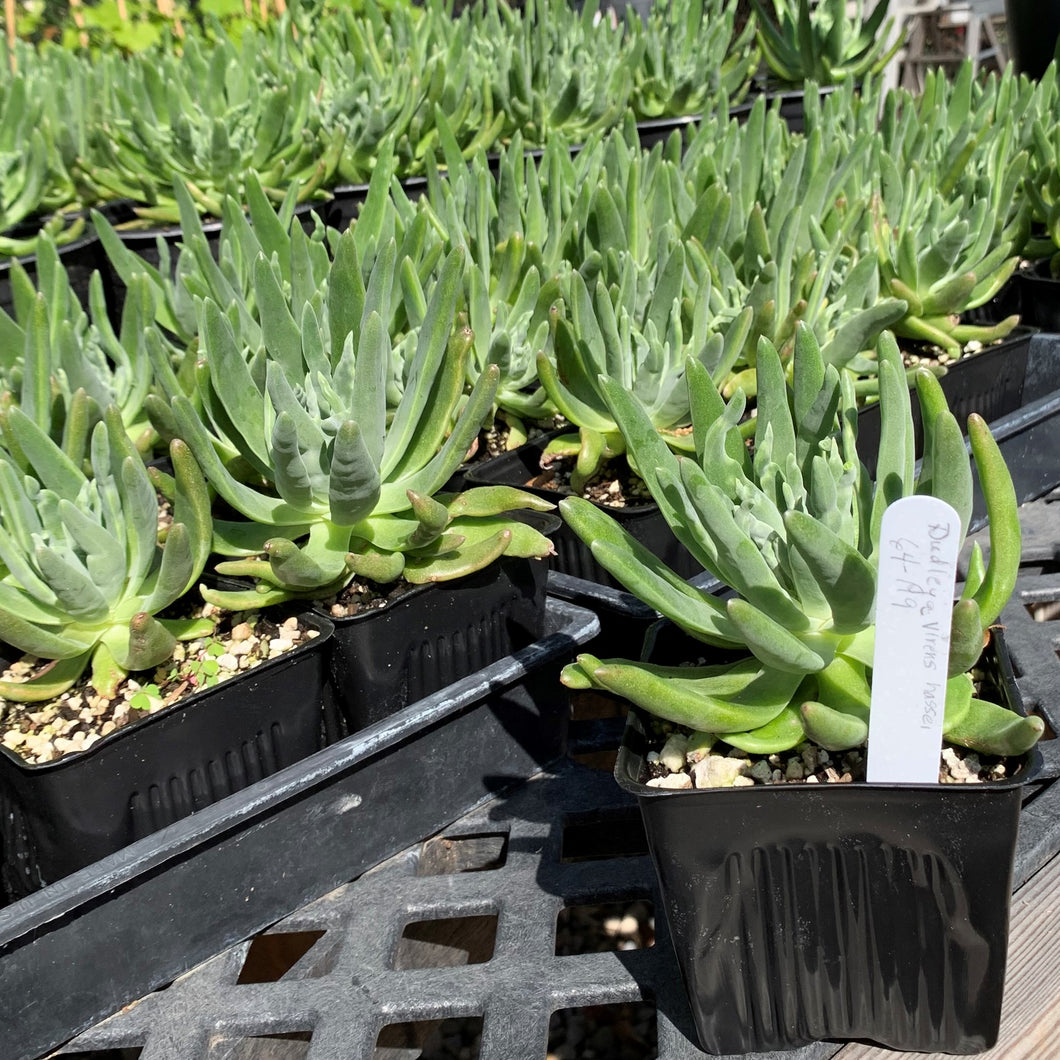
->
464, 431, 702, 587
320, 533, 554, 733
614, 630, 1041, 1055
0, 598, 597, 1060
1015, 260, 1060, 332
857, 327, 1037, 473
0, 611, 334, 902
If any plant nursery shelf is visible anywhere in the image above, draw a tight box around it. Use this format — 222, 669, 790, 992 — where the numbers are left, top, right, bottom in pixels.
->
45, 554, 1060, 1060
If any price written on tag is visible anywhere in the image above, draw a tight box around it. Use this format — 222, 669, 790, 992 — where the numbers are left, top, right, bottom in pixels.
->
866, 495, 962, 784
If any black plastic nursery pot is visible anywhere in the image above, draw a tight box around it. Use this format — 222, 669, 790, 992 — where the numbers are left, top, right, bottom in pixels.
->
0, 611, 334, 903
966, 333, 1060, 529
615, 630, 1041, 1055
0, 218, 103, 319
857, 326, 1036, 472
325, 176, 428, 234
1016, 259, 1060, 332
321, 527, 555, 733
0, 597, 597, 1060
464, 430, 702, 587
634, 114, 701, 151
731, 82, 840, 133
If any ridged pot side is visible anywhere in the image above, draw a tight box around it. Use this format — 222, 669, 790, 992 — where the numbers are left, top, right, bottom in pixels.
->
615, 632, 1039, 1055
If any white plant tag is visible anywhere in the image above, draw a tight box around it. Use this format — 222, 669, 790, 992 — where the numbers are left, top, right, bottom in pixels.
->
866, 495, 962, 784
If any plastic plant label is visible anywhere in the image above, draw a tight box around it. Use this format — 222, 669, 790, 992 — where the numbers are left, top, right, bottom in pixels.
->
867, 495, 962, 784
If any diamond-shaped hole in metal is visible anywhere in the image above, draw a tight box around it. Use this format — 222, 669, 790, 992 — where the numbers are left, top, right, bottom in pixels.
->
548, 1000, 657, 1059
392, 914, 498, 970
237, 930, 329, 983
416, 831, 509, 875
375, 1016, 482, 1059
556, 898, 655, 955
209, 1032, 312, 1059
560, 808, 648, 863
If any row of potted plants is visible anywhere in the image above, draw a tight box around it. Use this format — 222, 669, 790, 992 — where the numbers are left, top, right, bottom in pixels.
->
1, 0, 939, 249
84, 59, 1057, 401
0, 174, 572, 898
0, 17, 1055, 1056
0, 64, 1051, 832
4, 60, 1057, 603
0, 0, 762, 239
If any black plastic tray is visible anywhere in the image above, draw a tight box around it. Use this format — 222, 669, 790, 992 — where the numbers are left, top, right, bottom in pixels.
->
0, 598, 598, 1060
0, 612, 334, 902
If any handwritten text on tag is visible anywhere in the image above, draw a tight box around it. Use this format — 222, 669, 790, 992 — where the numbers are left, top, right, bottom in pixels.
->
867, 495, 962, 784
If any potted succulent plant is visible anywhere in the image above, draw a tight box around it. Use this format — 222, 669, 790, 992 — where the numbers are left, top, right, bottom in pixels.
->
0, 407, 334, 898
559, 325, 1042, 1053
748, 0, 903, 130
626, 0, 759, 133
469, 248, 751, 583
1016, 95, 1060, 330
751, 0, 903, 86
0, 47, 101, 314
148, 235, 557, 730
0, 235, 157, 455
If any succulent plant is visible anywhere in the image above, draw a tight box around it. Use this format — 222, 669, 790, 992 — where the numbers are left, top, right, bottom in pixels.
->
679, 106, 906, 383
875, 61, 1054, 184
0, 236, 156, 456
407, 133, 582, 437
870, 177, 1024, 356
92, 173, 314, 348
308, 1, 502, 183
0, 406, 212, 702
157, 241, 554, 608
537, 250, 752, 490
751, 0, 903, 86
1024, 112, 1060, 275
627, 0, 758, 120
560, 325, 1042, 758
0, 53, 86, 253
76, 36, 342, 224
482, 0, 635, 147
